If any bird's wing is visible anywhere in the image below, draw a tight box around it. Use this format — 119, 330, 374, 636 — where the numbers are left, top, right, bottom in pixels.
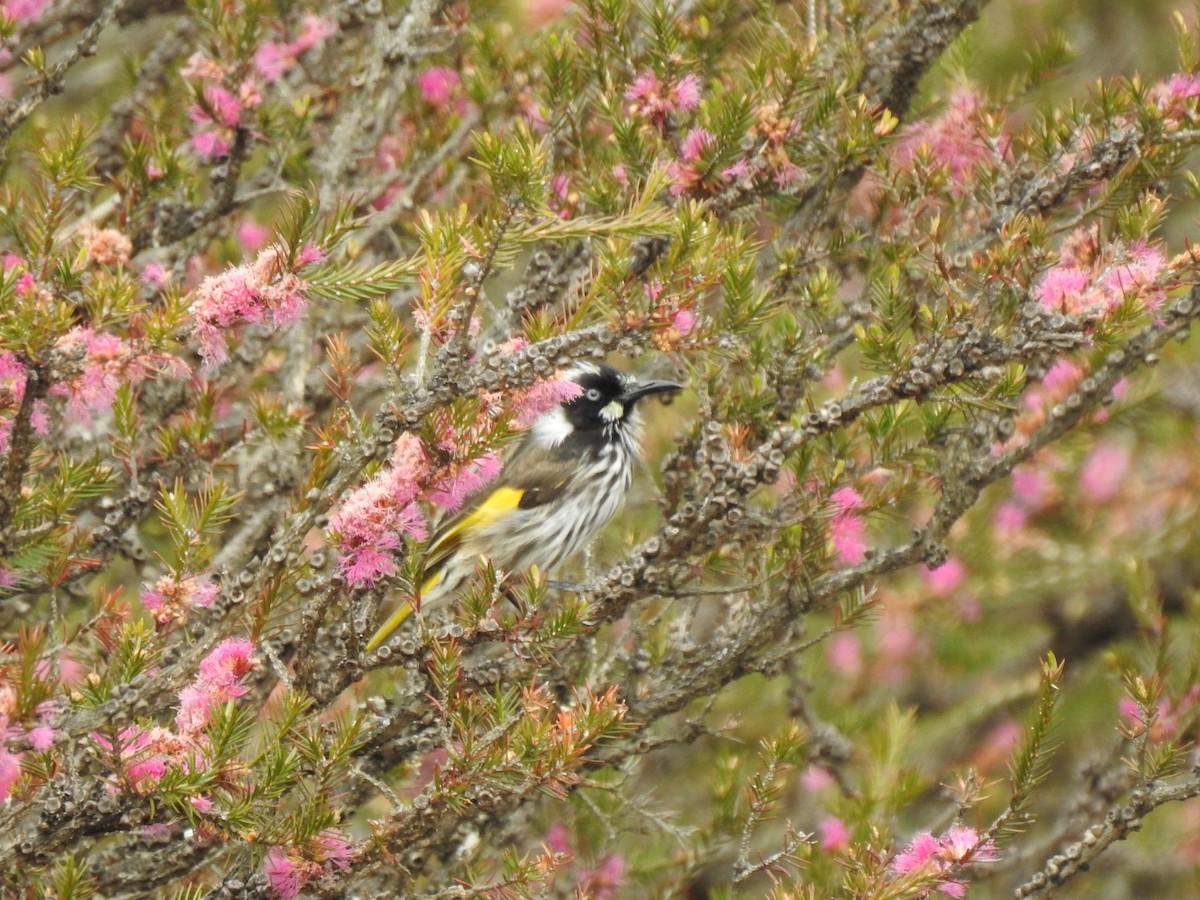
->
420, 440, 580, 584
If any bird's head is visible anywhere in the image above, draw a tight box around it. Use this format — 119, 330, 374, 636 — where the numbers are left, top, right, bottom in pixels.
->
532, 362, 682, 450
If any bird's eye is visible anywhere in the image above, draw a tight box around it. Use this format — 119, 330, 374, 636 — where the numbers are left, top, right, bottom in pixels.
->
585, 388, 602, 401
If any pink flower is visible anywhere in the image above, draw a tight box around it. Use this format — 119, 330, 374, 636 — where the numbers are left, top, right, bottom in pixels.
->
264, 847, 306, 900
140, 260, 171, 287
198, 637, 256, 689
1150, 73, 1200, 121
25, 724, 55, 751
80, 226, 132, 267
142, 574, 217, 626
578, 853, 627, 900
1079, 441, 1129, 504
1034, 266, 1091, 313
330, 433, 431, 586
253, 43, 290, 82
892, 831, 941, 873
672, 308, 697, 335
238, 220, 271, 252
190, 129, 231, 160
0, 748, 21, 803
416, 66, 461, 108
175, 638, 257, 736
427, 452, 502, 511
819, 816, 851, 852
827, 632, 862, 677
891, 825, 997, 897
263, 829, 353, 899
892, 88, 1002, 186
625, 70, 703, 123
674, 74, 701, 110
0, 0, 54, 21
202, 83, 242, 127
830, 512, 867, 564
922, 557, 966, 597
190, 248, 311, 366
680, 127, 714, 162
516, 378, 584, 427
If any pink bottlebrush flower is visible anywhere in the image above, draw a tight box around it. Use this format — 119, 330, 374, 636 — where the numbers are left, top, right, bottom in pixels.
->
238, 220, 271, 252
297, 243, 326, 265
190, 795, 214, 813
175, 685, 216, 735
254, 14, 337, 83
625, 70, 703, 123
1, 0, 54, 20
315, 828, 353, 869
992, 500, 1027, 535
291, 14, 338, 54
197, 637, 256, 690
544, 821, 572, 854
202, 83, 242, 127
141, 574, 217, 626
3, 252, 23, 270
522, 0, 572, 26
190, 128, 232, 160
80, 226, 133, 267
827, 631, 862, 677
0, 350, 25, 385
140, 260, 171, 287
829, 487, 867, 564
330, 433, 430, 586
892, 825, 997, 897
673, 74, 702, 110
892, 831, 942, 874
1100, 242, 1167, 309
801, 764, 834, 793
819, 817, 852, 852
831, 486, 864, 510
892, 87, 1001, 186
516, 378, 584, 427
253, 43, 290, 82
175, 638, 257, 736
25, 724, 55, 751
721, 159, 753, 180
672, 308, 697, 335
1150, 73, 1200, 122
342, 545, 399, 588
264, 847, 307, 900
1010, 464, 1052, 509
830, 512, 867, 564
611, 163, 629, 187
680, 127, 714, 162
578, 853, 627, 900
180, 52, 226, 82
190, 249, 311, 366
1079, 441, 1130, 504
1034, 266, 1091, 313
0, 748, 21, 803
922, 557, 967, 597
416, 66, 461, 108
427, 452, 502, 511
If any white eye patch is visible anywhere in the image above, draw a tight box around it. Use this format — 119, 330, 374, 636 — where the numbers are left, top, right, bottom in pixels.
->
600, 400, 625, 422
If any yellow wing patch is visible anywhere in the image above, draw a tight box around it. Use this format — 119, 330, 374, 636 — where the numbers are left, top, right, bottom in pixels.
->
431, 485, 525, 552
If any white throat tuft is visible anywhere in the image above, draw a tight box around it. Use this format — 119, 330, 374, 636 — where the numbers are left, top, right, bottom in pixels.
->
531, 406, 573, 448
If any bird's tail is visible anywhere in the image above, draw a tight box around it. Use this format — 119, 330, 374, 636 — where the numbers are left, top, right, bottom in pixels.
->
365, 568, 445, 652
365, 601, 414, 652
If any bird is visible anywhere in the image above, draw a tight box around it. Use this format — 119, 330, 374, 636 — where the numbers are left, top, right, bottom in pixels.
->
365, 362, 683, 651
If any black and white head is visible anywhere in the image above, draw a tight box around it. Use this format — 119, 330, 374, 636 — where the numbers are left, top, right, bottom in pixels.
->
532, 362, 682, 454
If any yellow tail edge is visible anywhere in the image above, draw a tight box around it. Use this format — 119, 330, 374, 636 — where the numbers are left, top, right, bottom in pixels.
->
365, 602, 414, 652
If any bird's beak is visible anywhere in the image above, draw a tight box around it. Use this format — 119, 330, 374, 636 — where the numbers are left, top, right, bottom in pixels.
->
621, 378, 684, 405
